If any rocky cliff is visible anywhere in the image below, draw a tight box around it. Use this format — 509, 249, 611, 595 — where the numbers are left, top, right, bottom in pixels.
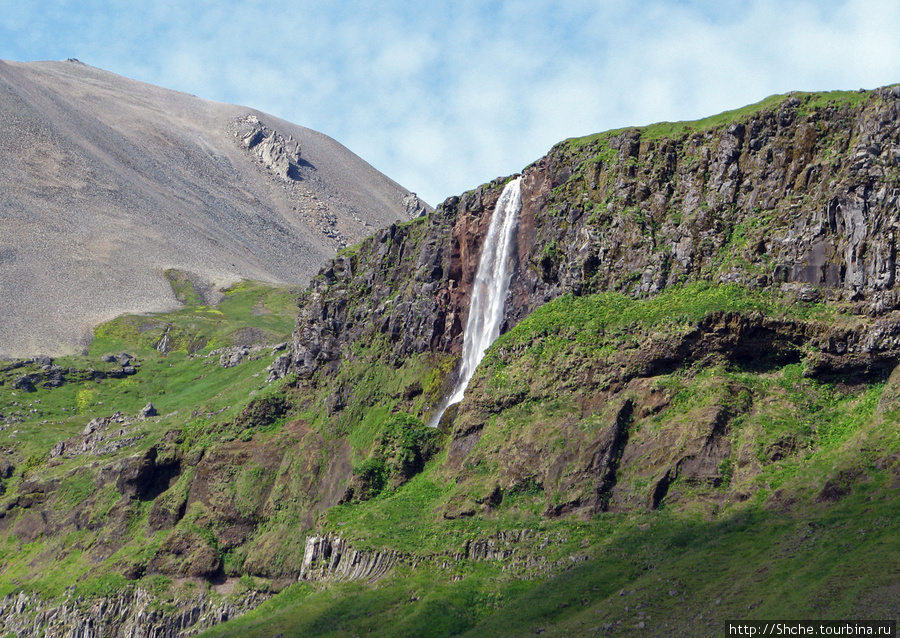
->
282, 86, 900, 517
0, 587, 269, 637
288, 87, 900, 383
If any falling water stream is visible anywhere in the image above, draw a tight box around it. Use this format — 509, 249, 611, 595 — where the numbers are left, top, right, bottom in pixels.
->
429, 176, 523, 427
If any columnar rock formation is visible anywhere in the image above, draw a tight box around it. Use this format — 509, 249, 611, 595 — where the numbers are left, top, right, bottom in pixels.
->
299, 534, 401, 583
0, 588, 269, 638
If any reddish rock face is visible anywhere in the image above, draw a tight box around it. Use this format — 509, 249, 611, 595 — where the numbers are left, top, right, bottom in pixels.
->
444, 187, 503, 354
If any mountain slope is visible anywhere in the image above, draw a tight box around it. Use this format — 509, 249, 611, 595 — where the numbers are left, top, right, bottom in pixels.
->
2, 86, 900, 637
0, 59, 428, 358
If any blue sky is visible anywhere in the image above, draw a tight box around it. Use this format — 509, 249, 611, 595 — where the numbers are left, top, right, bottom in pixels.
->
2, 0, 899, 205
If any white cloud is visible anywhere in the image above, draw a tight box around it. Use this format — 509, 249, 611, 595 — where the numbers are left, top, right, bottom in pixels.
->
1, 0, 900, 205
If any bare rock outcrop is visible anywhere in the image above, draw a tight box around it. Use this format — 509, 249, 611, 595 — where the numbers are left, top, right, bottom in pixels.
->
299, 533, 401, 583
0, 587, 269, 638
49, 412, 146, 459
232, 114, 303, 182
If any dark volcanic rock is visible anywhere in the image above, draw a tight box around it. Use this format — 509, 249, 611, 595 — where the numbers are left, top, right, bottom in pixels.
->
115, 447, 181, 501
148, 528, 222, 578
285, 87, 900, 386
13, 375, 36, 392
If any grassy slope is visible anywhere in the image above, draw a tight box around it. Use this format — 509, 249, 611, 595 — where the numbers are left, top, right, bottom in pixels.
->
198, 396, 899, 637
564, 89, 872, 149
0, 276, 299, 598
199, 284, 900, 637
1, 277, 897, 636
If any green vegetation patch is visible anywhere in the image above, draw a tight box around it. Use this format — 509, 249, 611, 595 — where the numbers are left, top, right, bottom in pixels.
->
91, 279, 297, 356
565, 89, 875, 150
488, 282, 836, 362
351, 412, 445, 499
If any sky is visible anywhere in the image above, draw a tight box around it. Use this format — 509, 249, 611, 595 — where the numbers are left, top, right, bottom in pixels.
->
1, 0, 899, 206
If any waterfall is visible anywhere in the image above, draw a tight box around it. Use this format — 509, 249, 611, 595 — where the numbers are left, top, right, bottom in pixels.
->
429, 176, 522, 427
156, 326, 171, 353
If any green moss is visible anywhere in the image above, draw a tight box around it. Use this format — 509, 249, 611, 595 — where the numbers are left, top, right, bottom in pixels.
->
232, 462, 271, 518
164, 269, 204, 306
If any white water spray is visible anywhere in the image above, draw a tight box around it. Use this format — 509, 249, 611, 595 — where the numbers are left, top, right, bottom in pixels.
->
429, 176, 523, 427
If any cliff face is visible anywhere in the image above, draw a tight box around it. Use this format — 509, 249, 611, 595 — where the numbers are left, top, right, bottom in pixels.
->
285, 86, 900, 516
289, 87, 900, 382
0, 588, 268, 638
522, 86, 900, 307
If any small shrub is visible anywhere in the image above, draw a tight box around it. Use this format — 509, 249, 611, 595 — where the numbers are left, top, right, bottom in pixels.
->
351, 413, 445, 500
378, 413, 443, 485
234, 394, 289, 430
353, 457, 388, 500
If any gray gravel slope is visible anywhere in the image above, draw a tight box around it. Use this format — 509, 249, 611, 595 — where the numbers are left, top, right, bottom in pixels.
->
0, 59, 428, 358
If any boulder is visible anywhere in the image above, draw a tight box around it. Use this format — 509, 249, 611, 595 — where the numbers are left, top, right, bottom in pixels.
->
266, 353, 291, 381
147, 528, 221, 578
219, 347, 249, 368
13, 376, 35, 392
